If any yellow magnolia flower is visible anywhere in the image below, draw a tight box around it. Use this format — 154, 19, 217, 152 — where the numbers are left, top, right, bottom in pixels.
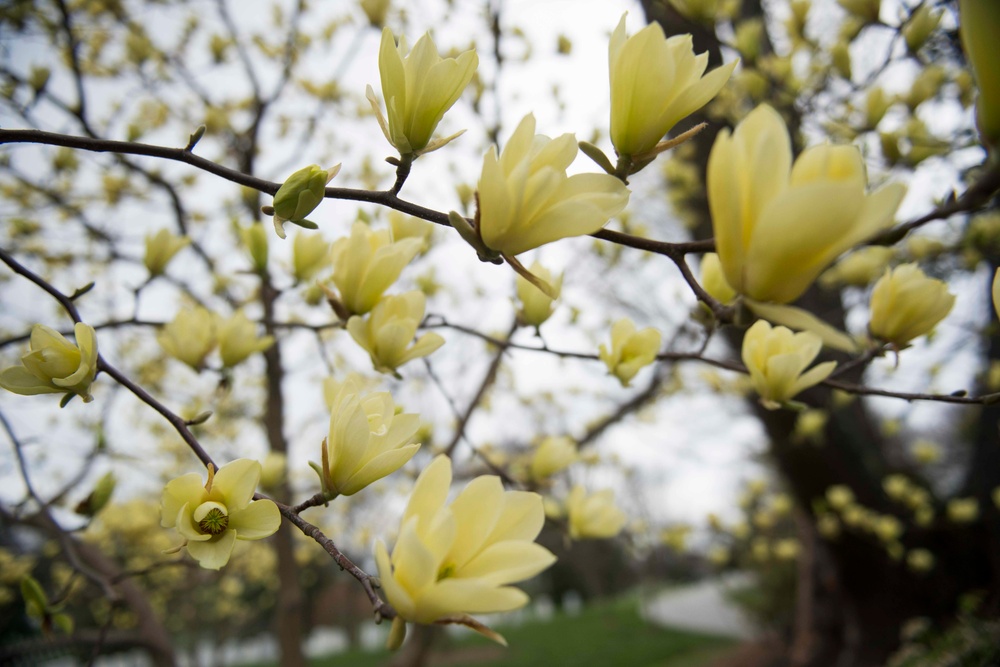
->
367, 27, 478, 157
0, 323, 98, 402
566, 485, 627, 540
516, 262, 562, 328
818, 246, 894, 288
346, 291, 444, 375
741, 320, 836, 409
906, 548, 935, 573
374, 455, 556, 642
609, 14, 737, 161
903, 4, 942, 52
292, 232, 330, 284
868, 264, 954, 346
959, 0, 1000, 148
708, 104, 906, 304
315, 377, 421, 497
700, 253, 737, 304
477, 113, 630, 257
530, 436, 576, 480
161, 459, 280, 570
239, 223, 269, 272
359, 0, 390, 26
157, 307, 217, 371
598, 318, 661, 387
217, 311, 274, 368
143, 228, 190, 277
330, 222, 423, 316
388, 211, 435, 251
269, 164, 340, 239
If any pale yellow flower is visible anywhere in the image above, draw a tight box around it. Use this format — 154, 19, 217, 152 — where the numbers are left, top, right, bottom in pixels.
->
157, 307, 217, 370
143, 229, 190, 277
903, 4, 942, 52
868, 264, 954, 346
330, 222, 423, 316
292, 232, 330, 284
346, 291, 444, 375
239, 223, 269, 272
217, 311, 274, 368
388, 211, 434, 251
818, 247, 894, 288
530, 436, 576, 480
161, 459, 280, 570
516, 262, 562, 328
742, 320, 835, 409
598, 318, 661, 387
0, 323, 98, 402
566, 485, 627, 540
359, 0, 390, 26
374, 455, 555, 640
609, 13, 737, 160
959, 0, 1000, 148
700, 253, 737, 304
269, 164, 340, 239
368, 27, 478, 157
708, 104, 906, 304
826, 485, 854, 510
477, 114, 630, 257
906, 548, 935, 573
947, 497, 979, 523
316, 377, 420, 497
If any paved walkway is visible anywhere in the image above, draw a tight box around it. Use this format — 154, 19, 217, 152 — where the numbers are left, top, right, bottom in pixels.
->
641, 574, 757, 639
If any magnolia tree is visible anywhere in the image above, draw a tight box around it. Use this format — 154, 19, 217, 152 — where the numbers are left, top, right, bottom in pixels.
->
0, 0, 998, 665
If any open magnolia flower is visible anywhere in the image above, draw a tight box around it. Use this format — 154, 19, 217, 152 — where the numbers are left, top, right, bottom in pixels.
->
160, 459, 280, 570
218, 311, 274, 368
143, 228, 190, 277
346, 291, 444, 375
609, 13, 737, 162
474, 113, 630, 258
708, 104, 906, 304
741, 320, 836, 409
375, 455, 556, 647
868, 264, 954, 346
157, 307, 218, 371
368, 27, 478, 157
313, 377, 421, 497
598, 318, 661, 387
0, 323, 98, 403
329, 221, 423, 316
566, 485, 627, 540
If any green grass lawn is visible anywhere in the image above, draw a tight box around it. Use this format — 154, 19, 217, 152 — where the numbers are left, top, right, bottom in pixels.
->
304, 595, 735, 667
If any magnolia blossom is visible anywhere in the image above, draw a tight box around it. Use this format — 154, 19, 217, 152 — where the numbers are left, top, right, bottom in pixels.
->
161, 459, 280, 570
868, 264, 954, 346
315, 377, 420, 497
516, 262, 562, 328
346, 291, 444, 375
269, 164, 340, 239
741, 320, 836, 409
0, 323, 98, 402
477, 114, 630, 257
375, 456, 555, 644
157, 307, 217, 370
368, 27, 478, 157
700, 253, 737, 304
143, 228, 190, 277
598, 318, 661, 387
566, 485, 627, 540
292, 232, 330, 284
217, 311, 274, 368
330, 222, 422, 315
530, 436, 576, 480
708, 104, 906, 304
609, 13, 737, 160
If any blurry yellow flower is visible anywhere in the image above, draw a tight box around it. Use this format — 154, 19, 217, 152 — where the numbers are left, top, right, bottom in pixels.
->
708, 104, 905, 304
609, 13, 737, 160
826, 484, 854, 510
292, 232, 330, 284
566, 485, 627, 540
708, 545, 730, 566
837, 0, 880, 23
359, 0, 390, 26
143, 228, 190, 277
388, 211, 434, 251
374, 455, 555, 642
911, 439, 942, 465
157, 307, 217, 370
315, 377, 420, 497
906, 548, 934, 573
346, 291, 444, 375
516, 262, 562, 328
817, 514, 840, 539
882, 474, 911, 501
863, 87, 892, 129
947, 497, 979, 523
258, 452, 286, 492
161, 459, 280, 570
903, 4, 941, 52
874, 515, 903, 542
269, 164, 340, 239
868, 264, 954, 346
0, 323, 98, 402
959, 0, 1000, 148
818, 247, 894, 288
700, 253, 737, 304
773, 538, 800, 560
330, 222, 422, 316
530, 436, 576, 480
239, 223, 269, 272
741, 320, 836, 409
476, 113, 630, 257
599, 318, 661, 387
368, 27, 478, 157
218, 311, 274, 368
661, 524, 692, 552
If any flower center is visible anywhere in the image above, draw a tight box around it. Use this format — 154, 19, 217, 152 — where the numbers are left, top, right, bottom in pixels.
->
193, 501, 229, 535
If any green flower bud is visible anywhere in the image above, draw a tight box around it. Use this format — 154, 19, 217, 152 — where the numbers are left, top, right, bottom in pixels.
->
269, 164, 340, 239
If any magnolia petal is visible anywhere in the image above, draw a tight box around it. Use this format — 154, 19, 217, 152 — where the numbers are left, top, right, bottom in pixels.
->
403, 455, 452, 527
160, 473, 205, 528
0, 366, 59, 395
396, 333, 445, 367
457, 540, 556, 585
341, 444, 420, 496
747, 301, 859, 353
447, 476, 504, 570
186, 530, 238, 570
790, 360, 837, 397
212, 459, 261, 511
416, 579, 529, 623
376, 540, 416, 619
229, 499, 281, 540
489, 491, 546, 543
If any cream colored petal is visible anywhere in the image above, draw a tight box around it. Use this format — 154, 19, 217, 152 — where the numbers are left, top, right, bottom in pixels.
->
212, 459, 261, 511
415, 580, 529, 622
346, 315, 373, 354
403, 455, 452, 527
447, 476, 504, 569
761, 353, 808, 402
229, 499, 281, 540
790, 361, 837, 397
488, 491, 546, 543
747, 301, 859, 353
656, 59, 737, 136
160, 473, 205, 528
376, 540, 415, 619
341, 444, 420, 496
186, 530, 237, 570
396, 333, 445, 367
791, 144, 867, 189
0, 367, 59, 395
30, 324, 73, 353
457, 541, 556, 585
392, 518, 439, 600
329, 396, 370, 489
707, 130, 746, 292
175, 503, 212, 542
